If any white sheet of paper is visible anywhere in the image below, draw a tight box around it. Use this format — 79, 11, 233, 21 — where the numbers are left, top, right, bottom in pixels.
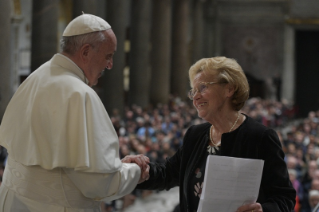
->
197, 155, 264, 212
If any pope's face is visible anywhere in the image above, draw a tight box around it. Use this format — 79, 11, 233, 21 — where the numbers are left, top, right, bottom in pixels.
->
87, 30, 117, 87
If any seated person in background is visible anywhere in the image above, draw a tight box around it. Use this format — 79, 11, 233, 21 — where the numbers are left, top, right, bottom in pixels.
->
309, 190, 319, 212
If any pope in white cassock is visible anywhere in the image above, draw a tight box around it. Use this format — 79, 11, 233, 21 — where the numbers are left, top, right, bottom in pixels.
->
0, 14, 149, 212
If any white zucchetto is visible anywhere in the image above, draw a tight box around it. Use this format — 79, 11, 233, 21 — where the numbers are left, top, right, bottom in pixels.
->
63, 13, 111, 37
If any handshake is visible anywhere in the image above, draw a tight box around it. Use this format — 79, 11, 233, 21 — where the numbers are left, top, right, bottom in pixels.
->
121, 154, 150, 184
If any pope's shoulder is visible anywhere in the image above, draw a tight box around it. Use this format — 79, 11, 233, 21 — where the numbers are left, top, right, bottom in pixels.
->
30, 59, 95, 94
16, 59, 99, 107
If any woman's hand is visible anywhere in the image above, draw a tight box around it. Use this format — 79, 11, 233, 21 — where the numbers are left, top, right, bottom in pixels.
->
236, 202, 262, 212
138, 165, 150, 183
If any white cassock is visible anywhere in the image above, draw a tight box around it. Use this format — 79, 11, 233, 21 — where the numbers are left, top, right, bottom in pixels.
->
0, 54, 141, 212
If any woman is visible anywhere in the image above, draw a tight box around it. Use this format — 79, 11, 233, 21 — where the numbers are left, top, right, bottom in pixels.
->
136, 57, 296, 212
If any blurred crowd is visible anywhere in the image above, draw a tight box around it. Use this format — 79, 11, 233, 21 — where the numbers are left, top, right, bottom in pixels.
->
1, 96, 319, 212
282, 111, 319, 212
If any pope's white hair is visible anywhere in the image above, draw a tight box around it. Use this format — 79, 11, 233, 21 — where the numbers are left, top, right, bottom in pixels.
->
60, 31, 107, 55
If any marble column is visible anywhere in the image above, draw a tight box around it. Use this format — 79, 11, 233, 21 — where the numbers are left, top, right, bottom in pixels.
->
101, 0, 127, 114
192, 0, 205, 63
204, 0, 216, 57
31, 0, 59, 71
0, 0, 12, 121
281, 25, 295, 103
171, 0, 190, 100
129, 0, 151, 108
150, 0, 172, 105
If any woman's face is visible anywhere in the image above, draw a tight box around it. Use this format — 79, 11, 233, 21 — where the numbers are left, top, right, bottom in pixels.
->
192, 72, 229, 121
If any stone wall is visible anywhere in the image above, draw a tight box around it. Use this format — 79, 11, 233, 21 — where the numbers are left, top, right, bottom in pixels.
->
290, 0, 319, 18
210, 0, 288, 99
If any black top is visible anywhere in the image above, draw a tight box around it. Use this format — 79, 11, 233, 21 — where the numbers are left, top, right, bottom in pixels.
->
188, 133, 221, 212
137, 114, 296, 212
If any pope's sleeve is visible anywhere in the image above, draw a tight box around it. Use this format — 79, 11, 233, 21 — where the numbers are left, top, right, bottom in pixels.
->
63, 163, 141, 202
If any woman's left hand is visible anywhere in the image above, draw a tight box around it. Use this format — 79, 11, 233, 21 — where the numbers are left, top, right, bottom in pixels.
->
236, 202, 262, 212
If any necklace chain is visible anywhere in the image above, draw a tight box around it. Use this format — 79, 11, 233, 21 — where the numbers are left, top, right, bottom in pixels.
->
229, 112, 240, 132
209, 126, 219, 146
209, 112, 240, 146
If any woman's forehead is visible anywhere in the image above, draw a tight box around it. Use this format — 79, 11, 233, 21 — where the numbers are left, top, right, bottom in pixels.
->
193, 72, 215, 83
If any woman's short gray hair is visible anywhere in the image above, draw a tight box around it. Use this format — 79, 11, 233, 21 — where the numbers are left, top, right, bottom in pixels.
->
60, 31, 106, 55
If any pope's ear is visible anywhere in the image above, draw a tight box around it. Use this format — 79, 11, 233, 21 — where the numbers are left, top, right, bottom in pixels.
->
79, 44, 91, 62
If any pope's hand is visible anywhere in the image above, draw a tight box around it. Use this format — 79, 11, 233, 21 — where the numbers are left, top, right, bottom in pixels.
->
121, 154, 150, 170
121, 154, 150, 182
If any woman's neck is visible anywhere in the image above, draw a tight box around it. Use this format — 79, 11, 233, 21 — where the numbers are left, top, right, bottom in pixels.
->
209, 111, 244, 136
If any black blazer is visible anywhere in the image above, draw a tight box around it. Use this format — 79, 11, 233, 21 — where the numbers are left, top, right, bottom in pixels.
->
137, 115, 296, 212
